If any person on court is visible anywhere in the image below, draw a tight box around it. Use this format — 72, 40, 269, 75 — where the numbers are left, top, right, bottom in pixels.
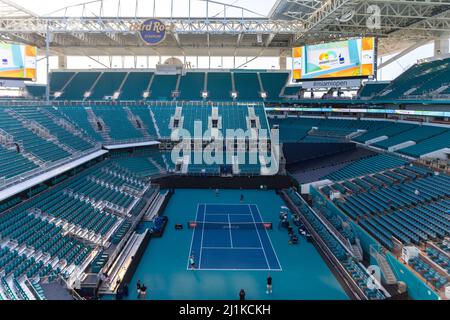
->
239, 289, 246, 300
189, 254, 196, 269
266, 274, 273, 294
136, 280, 141, 296
240, 194, 244, 203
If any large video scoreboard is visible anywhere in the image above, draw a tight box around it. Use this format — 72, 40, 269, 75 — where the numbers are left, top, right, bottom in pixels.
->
292, 38, 376, 82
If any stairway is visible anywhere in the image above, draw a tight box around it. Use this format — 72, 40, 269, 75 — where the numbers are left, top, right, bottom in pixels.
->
149, 108, 162, 139
148, 158, 166, 174
351, 239, 364, 262
7, 109, 77, 155
124, 107, 151, 139
371, 247, 397, 285
86, 108, 111, 142
40, 108, 97, 146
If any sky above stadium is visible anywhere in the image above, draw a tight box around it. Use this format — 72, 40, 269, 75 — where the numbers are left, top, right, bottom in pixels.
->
11, 0, 277, 17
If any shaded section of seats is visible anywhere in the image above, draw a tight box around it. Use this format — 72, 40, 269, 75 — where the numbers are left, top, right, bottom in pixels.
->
375, 58, 450, 99
234, 72, 262, 101
88, 72, 127, 100
324, 154, 407, 181
149, 75, 177, 100
354, 122, 416, 144
260, 72, 289, 101
207, 72, 232, 101
50, 72, 75, 94
373, 126, 447, 150
57, 72, 100, 101
358, 82, 390, 98
178, 72, 205, 101
26, 85, 46, 99
400, 130, 450, 157
119, 72, 153, 100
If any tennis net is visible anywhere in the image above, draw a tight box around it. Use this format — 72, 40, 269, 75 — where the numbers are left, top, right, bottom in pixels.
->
187, 221, 272, 230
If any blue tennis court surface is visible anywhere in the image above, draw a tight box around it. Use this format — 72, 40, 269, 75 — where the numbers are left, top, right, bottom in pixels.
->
189, 204, 281, 271
120, 189, 348, 300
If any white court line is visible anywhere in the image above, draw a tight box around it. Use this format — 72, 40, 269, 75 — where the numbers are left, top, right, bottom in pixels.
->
202, 247, 263, 250
227, 214, 234, 248
203, 213, 253, 216
204, 203, 258, 207
198, 204, 206, 269
253, 205, 283, 271
196, 268, 283, 272
187, 203, 200, 270
247, 205, 270, 270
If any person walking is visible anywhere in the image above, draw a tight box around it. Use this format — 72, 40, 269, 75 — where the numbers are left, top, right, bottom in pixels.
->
266, 274, 273, 294
239, 289, 246, 300
137, 280, 141, 297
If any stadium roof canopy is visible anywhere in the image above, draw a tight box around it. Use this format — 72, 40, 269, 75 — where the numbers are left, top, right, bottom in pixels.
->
0, 0, 449, 57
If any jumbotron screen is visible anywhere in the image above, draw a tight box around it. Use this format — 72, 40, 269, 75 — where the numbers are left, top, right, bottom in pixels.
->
292, 37, 376, 81
0, 44, 37, 81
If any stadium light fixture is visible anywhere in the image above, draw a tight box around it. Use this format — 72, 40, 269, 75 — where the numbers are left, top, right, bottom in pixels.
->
202, 91, 209, 99
54, 92, 62, 98
260, 92, 267, 99
84, 91, 91, 98
113, 92, 120, 99
143, 91, 150, 99
231, 91, 238, 99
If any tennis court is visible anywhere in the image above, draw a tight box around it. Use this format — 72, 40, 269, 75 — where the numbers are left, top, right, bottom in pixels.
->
188, 204, 282, 271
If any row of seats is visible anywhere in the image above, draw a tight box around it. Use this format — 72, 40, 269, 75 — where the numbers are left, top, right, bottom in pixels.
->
41, 71, 290, 102
373, 126, 448, 150
331, 168, 450, 249
0, 246, 57, 281
91, 106, 144, 141
112, 157, 165, 178
409, 257, 449, 290
0, 146, 37, 180
374, 58, 450, 99
285, 189, 385, 300
324, 154, 408, 181
358, 82, 390, 99
425, 247, 450, 274
0, 108, 70, 162
13, 107, 94, 152
272, 117, 449, 158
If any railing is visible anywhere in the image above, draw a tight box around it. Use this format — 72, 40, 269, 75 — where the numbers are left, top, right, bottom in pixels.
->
0, 146, 103, 192
100, 185, 158, 275
103, 136, 159, 146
